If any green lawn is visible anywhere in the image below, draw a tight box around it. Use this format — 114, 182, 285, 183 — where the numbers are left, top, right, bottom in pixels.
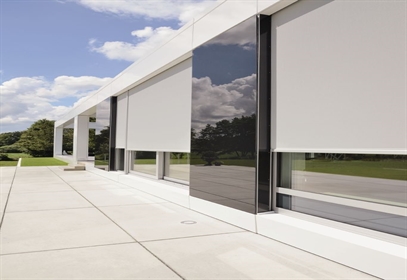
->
302, 159, 407, 181
0, 161, 18, 166
21, 158, 68, 167
6, 153, 31, 159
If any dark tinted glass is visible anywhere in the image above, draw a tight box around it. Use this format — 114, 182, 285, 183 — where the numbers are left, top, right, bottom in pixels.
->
190, 17, 257, 213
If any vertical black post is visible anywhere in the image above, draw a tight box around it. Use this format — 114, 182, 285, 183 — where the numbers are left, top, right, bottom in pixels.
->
109, 97, 117, 171
256, 15, 272, 213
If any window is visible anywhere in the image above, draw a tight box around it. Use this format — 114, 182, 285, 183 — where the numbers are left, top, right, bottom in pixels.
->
277, 153, 407, 237
131, 151, 156, 176
164, 152, 190, 183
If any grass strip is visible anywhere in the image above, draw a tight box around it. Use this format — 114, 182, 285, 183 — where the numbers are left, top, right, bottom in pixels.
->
21, 157, 68, 167
0, 161, 18, 167
6, 153, 32, 159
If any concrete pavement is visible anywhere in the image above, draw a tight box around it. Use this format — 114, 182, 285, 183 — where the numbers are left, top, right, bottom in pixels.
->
0, 166, 378, 279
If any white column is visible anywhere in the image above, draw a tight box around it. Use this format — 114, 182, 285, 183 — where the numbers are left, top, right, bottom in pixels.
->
73, 115, 89, 162
156, 151, 165, 179
53, 126, 63, 156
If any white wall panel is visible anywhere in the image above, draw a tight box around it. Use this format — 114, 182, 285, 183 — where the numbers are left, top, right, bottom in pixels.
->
272, 0, 407, 154
116, 93, 128, 149
258, 0, 298, 15
127, 59, 192, 152
110, 23, 194, 96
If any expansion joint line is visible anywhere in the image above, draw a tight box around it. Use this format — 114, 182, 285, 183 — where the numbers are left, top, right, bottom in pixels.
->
46, 167, 186, 280
0, 166, 18, 231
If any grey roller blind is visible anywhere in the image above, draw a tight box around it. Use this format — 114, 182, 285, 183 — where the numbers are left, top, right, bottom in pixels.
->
272, 0, 407, 154
127, 58, 192, 152
115, 93, 128, 149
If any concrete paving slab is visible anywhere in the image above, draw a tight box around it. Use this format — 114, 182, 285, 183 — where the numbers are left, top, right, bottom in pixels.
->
143, 231, 378, 280
0, 208, 134, 254
0, 167, 16, 184
10, 182, 73, 193
67, 178, 119, 186
12, 176, 64, 185
78, 188, 166, 206
0, 183, 11, 194
99, 202, 245, 242
6, 190, 92, 212
0, 193, 9, 213
15, 168, 60, 177
68, 180, 130, 191
0, 243, 181, 279
57, 173, 105, 183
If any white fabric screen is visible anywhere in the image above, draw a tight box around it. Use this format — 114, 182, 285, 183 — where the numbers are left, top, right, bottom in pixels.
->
115, 93, 128, 149
272, 0, 407, 154
127, 58, 192, 152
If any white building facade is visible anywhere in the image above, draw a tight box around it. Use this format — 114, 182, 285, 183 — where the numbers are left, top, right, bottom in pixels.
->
54, 1, 407, 279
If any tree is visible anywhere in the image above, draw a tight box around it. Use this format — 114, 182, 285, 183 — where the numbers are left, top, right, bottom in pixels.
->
94, 127, 110, 161
19, 119, 55, 157
63, 128, 73, 154
0, 131, 23, 146
192, 115, 256, 160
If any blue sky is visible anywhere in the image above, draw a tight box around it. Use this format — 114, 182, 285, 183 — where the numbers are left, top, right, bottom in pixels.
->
0, 0, 217, 133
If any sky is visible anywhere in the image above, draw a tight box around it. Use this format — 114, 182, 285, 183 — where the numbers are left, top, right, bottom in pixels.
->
0, 0, 218, 133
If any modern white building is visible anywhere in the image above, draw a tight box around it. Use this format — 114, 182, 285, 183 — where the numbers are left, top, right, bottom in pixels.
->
54, 0, 407, 279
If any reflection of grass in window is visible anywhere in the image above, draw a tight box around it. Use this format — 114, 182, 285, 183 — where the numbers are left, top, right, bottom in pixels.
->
95, 160, 108, 166
301, 160, 407, 181
169, 158, 189, 164
134, 159, 156, 164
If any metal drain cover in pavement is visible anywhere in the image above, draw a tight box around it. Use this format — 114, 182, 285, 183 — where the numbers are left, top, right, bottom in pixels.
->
181, 220, 197, 224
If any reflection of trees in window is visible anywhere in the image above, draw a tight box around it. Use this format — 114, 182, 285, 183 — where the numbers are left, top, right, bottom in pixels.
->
135, 151, 156, 159
192, 114, 255, 166
297, 153, 407, 181
95, 126, 110, 162
313, 153, 407, 161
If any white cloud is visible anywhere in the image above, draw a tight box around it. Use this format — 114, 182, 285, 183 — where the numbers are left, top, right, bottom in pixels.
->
89, 26, 177, 62
204, 17, 256, 48
77, 0, 219, 62
0, 75, 112, 132
131, 26, 153, 38
192, 74, 256, 131
72, 0, 217, 25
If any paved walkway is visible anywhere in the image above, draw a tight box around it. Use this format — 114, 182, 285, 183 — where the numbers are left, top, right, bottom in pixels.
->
0, 166, 378, 279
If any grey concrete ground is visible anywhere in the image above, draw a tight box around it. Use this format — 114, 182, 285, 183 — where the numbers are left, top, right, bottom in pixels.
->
0, 166, 378, 279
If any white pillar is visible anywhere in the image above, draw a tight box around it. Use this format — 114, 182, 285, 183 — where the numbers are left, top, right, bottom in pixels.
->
156, 151, 165, 179
73, 115, 89, 162
53, 126, 63, 156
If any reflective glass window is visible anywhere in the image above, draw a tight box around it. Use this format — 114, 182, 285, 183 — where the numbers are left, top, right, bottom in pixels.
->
165, 153, 190, 182
190, 17, 257, 213
279, 153, 407, 207
132, 151, 156, 176
94, 98, 111, 170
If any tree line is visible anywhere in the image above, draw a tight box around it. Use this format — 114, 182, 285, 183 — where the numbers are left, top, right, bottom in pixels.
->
0, 119, 98, 158
192, 114, 256, 165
